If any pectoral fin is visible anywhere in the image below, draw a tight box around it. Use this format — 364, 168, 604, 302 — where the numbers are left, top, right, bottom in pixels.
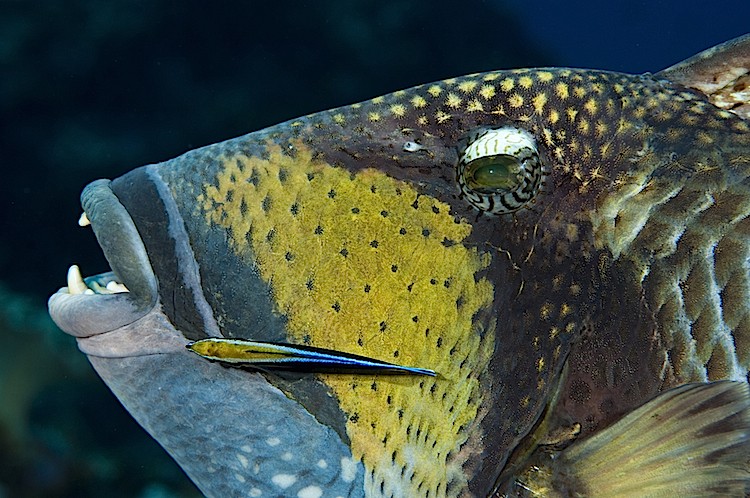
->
526, 381, 750, 497
187, 337, 436, 376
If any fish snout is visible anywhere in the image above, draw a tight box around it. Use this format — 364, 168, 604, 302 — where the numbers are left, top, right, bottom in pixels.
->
48, 179, 158, 339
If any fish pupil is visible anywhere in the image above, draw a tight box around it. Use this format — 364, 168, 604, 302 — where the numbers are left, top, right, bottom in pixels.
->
466, 155, 521, 192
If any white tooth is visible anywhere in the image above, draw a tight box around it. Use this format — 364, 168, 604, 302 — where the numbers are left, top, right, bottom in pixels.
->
67, 265, 89, 295
106, 281, 129, 293
78, 212, 91, 227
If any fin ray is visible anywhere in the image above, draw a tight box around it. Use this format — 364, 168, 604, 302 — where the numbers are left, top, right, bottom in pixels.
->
549, 381, 750, 497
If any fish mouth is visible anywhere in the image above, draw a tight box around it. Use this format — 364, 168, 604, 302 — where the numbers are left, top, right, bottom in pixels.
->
48, 179, 158, 338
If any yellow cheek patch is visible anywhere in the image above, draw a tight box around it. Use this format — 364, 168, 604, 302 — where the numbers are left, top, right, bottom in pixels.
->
201, 141, 495, 496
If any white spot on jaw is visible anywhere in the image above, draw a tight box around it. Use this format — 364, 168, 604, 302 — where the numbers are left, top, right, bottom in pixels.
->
281, 451, 293, 461
340, 457, 358, 483
241, 444, 253, 453
297, 485, 323, 498
234, 473, 246, 483
236, 453, 249, 468
266, 437, 281, 446
272, 473, 297, 489
250, 488, 262, 497
316, 459, 328, 469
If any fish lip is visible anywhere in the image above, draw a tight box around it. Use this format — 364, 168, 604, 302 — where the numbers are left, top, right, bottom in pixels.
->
48, 179, 158, 338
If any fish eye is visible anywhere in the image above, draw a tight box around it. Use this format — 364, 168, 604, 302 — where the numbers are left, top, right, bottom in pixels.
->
457, 127, 545, 213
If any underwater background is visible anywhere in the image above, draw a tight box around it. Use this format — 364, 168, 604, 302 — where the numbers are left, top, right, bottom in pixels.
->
1, 1, 748, 496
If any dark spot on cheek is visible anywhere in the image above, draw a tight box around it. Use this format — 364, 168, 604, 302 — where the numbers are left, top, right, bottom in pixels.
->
569, 379, 591, 405
599, 397, 615, 416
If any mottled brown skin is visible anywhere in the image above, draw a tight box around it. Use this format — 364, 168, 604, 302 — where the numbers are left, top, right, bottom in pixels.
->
248, 63, 750, 494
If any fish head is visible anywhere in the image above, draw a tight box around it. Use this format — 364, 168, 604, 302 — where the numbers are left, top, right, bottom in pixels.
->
49, 34, 750, 497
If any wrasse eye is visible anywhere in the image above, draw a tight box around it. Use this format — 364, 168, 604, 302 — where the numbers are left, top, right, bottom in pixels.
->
457, 127, 545, 213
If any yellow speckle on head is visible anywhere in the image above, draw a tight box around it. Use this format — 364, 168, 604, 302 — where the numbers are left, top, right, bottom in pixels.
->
291, 121, 303, 127
372, 96, 385, 104
509, 93, 524, 108
613, 83, 625, 93
555, 82, 569, 100
540, 302, 553, 320
368, 111, 381, 122
519, 75, 533, 89
445, 92, 462, 109
332, 114, 345, 125
458, 80, 478, 93
466, 99, 484, 112
591, 82, 604, 94
549, 326, 559, 340
532, 92, 547, 115
573, 86, 586, 99
205, 141, 495, 497
536, 71, 553, 83
427, 85, 442, 97
696, 130, 715, 145
559, 303, 573, 318
435, 110, 451, 123
479, 84, 496, 100
483, 73, 500, 81
443, 77, 457, 85
520, 396, 530, 408
566, 107, 578, 121
548, 109, 560, 124
565, 322, 576, 334
595, 121, 607, 137
500, 77, 515, 92
537, 356, 545, 372
411, 95, 427, 108
417, 115, 428, 126
389, 104, 406, 117
584, 98, 598, 115
577, 118, 590, 134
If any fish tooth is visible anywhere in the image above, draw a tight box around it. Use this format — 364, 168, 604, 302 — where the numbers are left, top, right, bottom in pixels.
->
67, 265, 89, 295
106, 280, 130, 293
78, 212, 91, 227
